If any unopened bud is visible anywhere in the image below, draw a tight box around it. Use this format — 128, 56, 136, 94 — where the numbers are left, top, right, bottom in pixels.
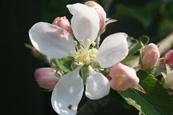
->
85, 1, 106, 33
142, 43, 159, 57
142, 50, 160, 70
52, 16, 72, 34
141, 43, 160, 70
109, 63, 139, 91
34, 68, 59, 91
164, 50, 173, 68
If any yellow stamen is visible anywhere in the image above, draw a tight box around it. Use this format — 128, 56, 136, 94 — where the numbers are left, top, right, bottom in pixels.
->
69, 51, 73, 56
87, 39, 91, 43
80, 46, 83, 50
92, 42, 96, 46
85, 58, 90, 62
91, 55, 96, 59
73, 41, 78, 46
79, 40, 83, 44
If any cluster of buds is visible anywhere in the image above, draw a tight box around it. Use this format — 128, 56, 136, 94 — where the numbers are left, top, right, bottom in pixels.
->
109, 63, 139, 91
141, 43, 160, 71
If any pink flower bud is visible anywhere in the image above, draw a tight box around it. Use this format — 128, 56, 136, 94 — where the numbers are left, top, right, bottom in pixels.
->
85, 1, 106, 32
142, 50, 160, 70
142, 43, 159, 57
109, 63, 139, 91
141, 43, 160, 70
34, 68, 59, 91
165, 50, 173, 68
52, 16, 72, 34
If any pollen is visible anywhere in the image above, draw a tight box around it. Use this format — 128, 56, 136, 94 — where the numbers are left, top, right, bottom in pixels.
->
91, 55, 97, 59
92, 42, 96, 46
79, 40, 83, 44
85, 57, 90, 62
73, 41, 78, 46
87, 39, 91, 43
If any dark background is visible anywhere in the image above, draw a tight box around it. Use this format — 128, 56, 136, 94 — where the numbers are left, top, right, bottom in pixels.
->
4, 0, 173, 114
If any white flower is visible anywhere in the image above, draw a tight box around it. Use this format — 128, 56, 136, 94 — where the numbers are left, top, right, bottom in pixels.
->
29, 3, 128, 115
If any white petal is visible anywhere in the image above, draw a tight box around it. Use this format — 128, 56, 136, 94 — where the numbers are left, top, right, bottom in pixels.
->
96, 32, 128, 68
51, 66, 84, 115
67, 3, 99, 50
29, 22, 75, 59
85, 66, 110, 100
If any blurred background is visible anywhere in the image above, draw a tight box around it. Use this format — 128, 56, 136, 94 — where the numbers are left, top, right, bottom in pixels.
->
4, 0, 173, 114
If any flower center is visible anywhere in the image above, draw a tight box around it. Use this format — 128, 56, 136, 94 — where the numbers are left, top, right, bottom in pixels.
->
69, 39, 98, 66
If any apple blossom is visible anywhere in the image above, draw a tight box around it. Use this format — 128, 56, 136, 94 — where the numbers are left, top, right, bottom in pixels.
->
29, 3, 128, 115
34, 68, 59, 91
109, 63, 139, 91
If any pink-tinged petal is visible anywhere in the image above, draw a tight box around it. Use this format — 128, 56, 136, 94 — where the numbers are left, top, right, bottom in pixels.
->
85, 1, 106, 32
67, 3, 99, 50
85, 66, 110, 100
34, 68, 58, 91
29, 22, 75, 59
142, 43, 159, 57
52, 16, 72, 35
51, 66, 83, 115
110, 63, 139, 91
96, 33, 128, 68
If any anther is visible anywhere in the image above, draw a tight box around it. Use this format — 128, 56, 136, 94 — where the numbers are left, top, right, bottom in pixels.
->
80, 46, 83, 50
79, 40, 83, 44
75, 52, 79, 55
91, 55, 96, 59
86, 58, 90, 62
69, 51, 73, 56
73, 41, 78, 46
87, 39, 91, 43
92, 42, 96, 46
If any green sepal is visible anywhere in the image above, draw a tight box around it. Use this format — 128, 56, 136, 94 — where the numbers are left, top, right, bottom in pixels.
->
80, 66, 89, 84
55, 58, 72, 73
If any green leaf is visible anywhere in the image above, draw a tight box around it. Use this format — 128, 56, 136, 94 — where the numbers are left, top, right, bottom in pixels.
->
119, 70, 173, 115
127, 35, 149, 57
121, 55, 138, 64
138, 35, 149, 46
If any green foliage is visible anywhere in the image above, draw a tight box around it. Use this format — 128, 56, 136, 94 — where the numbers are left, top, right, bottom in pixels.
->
117, 70, 173, 115
127, 35, 149, 57
116, 1, 160, 27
